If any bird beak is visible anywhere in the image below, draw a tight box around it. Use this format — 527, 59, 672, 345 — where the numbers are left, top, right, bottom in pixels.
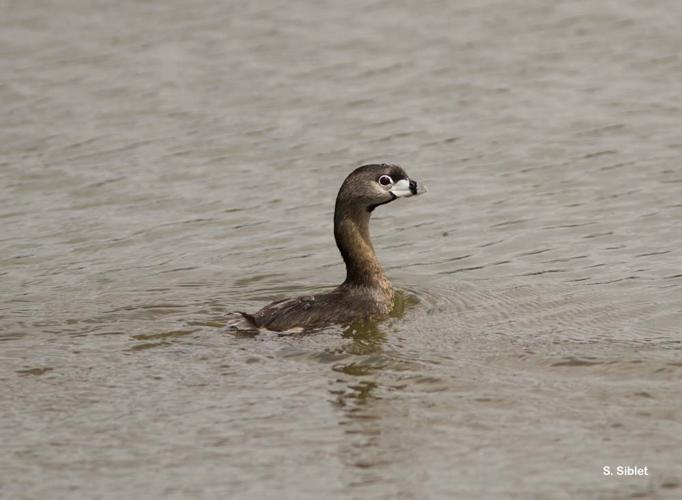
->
390, 178, 427, 198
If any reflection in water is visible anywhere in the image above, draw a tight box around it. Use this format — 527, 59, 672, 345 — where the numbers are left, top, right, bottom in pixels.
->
337, 323, 386, 358
329, 331, 424, 496
329, 297, 412, 489
330, 337, 388, 482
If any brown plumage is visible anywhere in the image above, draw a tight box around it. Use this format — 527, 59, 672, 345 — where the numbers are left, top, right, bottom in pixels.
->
235, 164, 425, 332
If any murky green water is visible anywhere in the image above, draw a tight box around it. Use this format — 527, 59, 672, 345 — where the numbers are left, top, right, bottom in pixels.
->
2, 0, 681, 498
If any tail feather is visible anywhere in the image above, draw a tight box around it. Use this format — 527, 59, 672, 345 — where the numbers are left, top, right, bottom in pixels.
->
225, 311, 259, 333
237, 311, 258, 327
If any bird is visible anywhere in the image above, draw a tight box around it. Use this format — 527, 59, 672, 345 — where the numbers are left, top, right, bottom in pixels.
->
231, 163, 425, 332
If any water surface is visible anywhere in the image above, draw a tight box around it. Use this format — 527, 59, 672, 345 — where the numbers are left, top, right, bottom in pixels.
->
2, 0, 682, 498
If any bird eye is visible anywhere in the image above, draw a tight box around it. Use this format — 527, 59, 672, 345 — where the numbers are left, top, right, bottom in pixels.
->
378, 175, 393, 186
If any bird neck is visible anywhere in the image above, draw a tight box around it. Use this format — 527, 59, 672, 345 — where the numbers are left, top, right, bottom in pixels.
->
333, 204, 390, 289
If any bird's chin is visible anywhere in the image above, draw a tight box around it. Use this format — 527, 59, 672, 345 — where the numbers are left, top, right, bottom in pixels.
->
368, 193, 397, 212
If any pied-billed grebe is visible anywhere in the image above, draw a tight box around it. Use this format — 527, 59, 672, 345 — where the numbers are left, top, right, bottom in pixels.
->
237, 164, 425, 332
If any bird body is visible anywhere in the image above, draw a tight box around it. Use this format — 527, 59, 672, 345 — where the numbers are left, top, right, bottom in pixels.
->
233, 164, 425, 332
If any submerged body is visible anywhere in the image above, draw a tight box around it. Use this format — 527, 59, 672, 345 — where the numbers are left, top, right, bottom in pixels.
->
237, 164, 425, 332
244, 282, 393, 332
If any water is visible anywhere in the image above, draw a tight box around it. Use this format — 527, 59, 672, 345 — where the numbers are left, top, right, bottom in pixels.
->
2, 0, 682, 498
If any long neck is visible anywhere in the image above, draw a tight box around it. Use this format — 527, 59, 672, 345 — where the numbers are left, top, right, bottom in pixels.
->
333, 203, 388, 287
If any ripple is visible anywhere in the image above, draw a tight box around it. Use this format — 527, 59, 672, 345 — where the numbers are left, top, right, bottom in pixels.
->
16, 367, 53, 376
